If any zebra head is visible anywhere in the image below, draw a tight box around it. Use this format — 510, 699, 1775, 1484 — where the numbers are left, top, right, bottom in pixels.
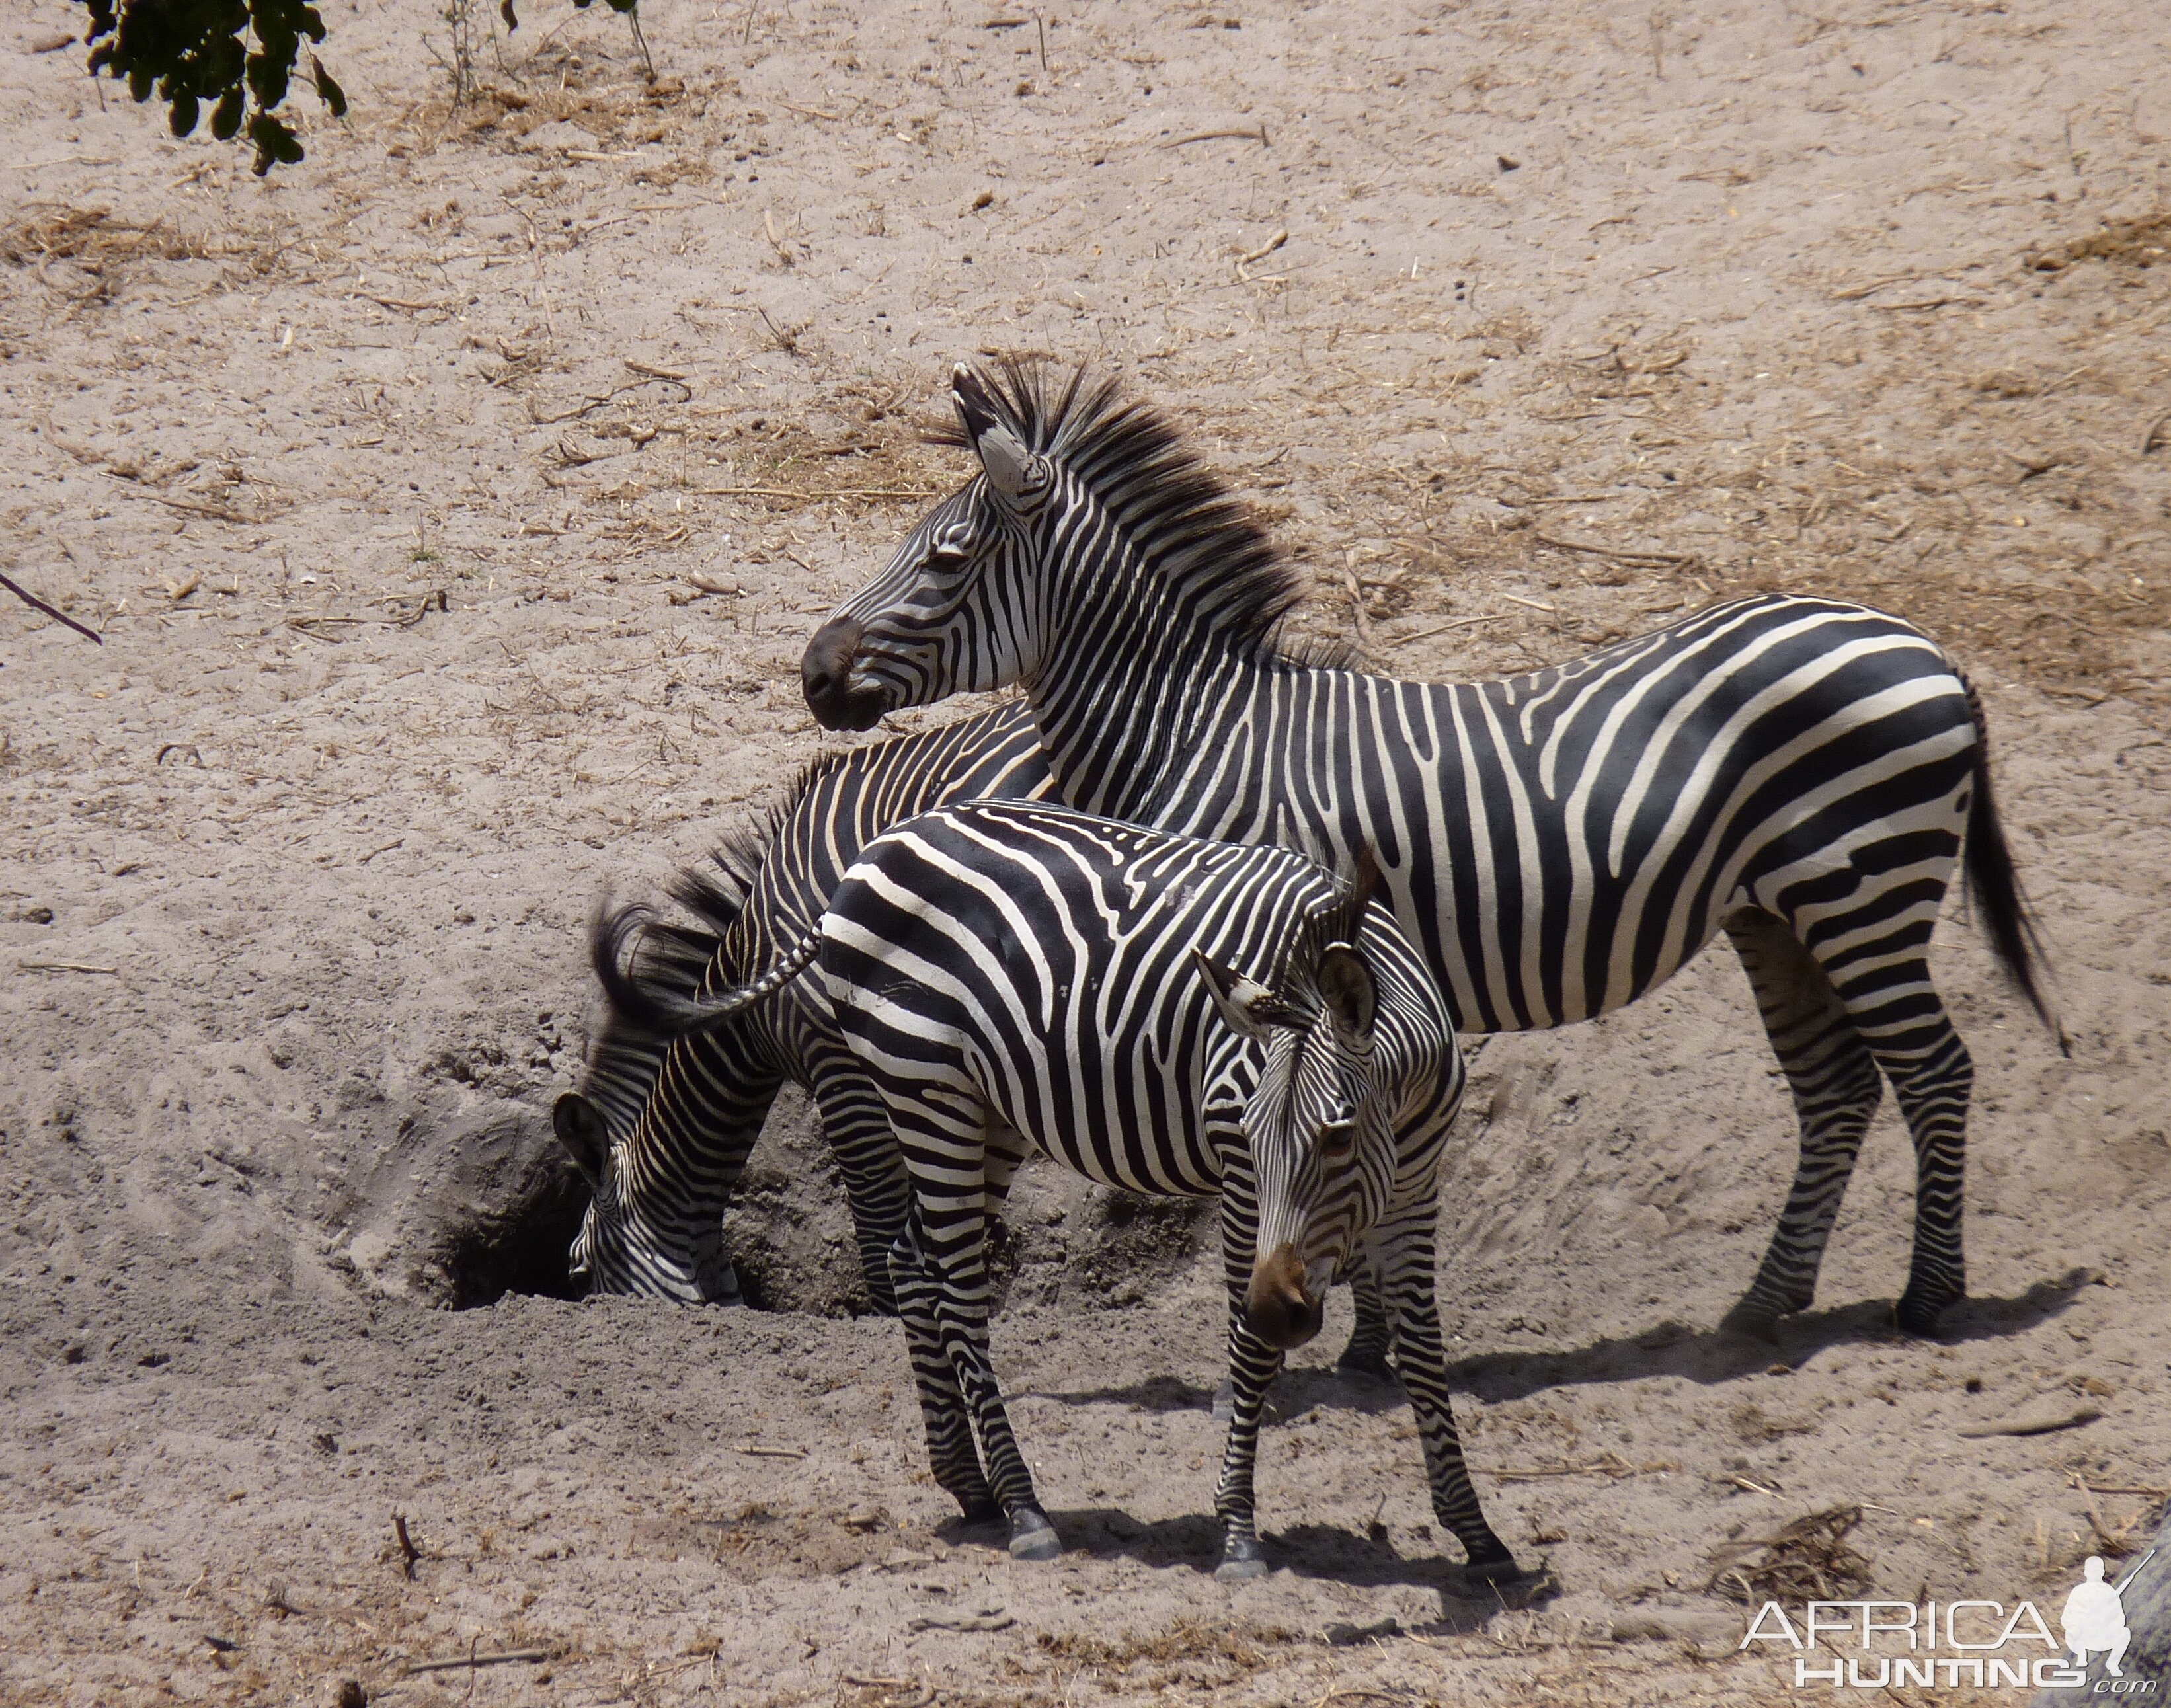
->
1193, 867, 1407, 1353
553, 1092, 742, 1306
803, 362, 1072, 730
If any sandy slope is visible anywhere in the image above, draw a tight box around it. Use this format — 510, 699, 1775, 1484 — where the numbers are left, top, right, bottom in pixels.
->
2, 0, 2168, 1701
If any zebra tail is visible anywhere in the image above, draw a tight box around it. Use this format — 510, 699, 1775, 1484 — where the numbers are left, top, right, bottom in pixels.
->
596, 910, 824, 1039
1961, 684, 2069, 1056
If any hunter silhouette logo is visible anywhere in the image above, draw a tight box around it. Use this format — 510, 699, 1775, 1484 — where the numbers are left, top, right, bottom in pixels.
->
2065, 1551, 2156, 1679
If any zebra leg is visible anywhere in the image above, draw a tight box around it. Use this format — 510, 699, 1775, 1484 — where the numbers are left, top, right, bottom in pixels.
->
1822, 956, 1975, 1337
1371, 1207, 1520, 1582
1335, 1249, 1398, 1381
898, 1116, 1057, 1560
1211, 1187, 1285, 1581
1719, 909, 1886, 1341
887, 1218, 999, 1526
805, 1044, 912, 1316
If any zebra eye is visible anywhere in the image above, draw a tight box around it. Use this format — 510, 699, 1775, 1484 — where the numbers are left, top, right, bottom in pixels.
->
1318, 1118, 1356, 1162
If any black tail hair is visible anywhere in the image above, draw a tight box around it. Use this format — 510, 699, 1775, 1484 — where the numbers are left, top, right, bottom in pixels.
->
588, 857, 750, 1035
1961, 682, 2067, 1056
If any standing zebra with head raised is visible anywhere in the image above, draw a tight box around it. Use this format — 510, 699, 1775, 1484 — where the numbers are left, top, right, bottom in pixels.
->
649, 800, 1516, 1582
799, 361, 2063, 1340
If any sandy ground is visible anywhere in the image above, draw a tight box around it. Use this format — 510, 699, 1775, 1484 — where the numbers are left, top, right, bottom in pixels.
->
3, 0, 2169, 1701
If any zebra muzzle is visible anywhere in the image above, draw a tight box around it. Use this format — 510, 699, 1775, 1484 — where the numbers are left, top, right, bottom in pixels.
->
801, 617, 889, 732
1245, 1243, 1323, 1351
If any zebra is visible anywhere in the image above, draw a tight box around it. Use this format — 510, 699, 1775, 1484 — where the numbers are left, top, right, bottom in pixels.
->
553, 705, 1050, 1308
799, 360, 2063, 1340
643, 799, 1517, 1582
555, 703, 1401, 1373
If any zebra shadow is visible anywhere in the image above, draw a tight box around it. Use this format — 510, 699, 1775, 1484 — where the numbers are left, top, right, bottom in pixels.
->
1444, 1268, 2096, 1405
1037, 1506, 1557, 1610
1011, 1366, 1407, 1420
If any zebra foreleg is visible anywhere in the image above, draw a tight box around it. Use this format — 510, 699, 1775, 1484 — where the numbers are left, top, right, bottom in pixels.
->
1208, 1181, 1284, 1579
887, 1222, 999, 1526
1721, 910, 1885, 1340
1370, 1211, 1520, 1582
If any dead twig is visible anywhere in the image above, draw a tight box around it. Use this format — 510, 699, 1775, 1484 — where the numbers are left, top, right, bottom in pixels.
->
18, 960, 121, 975
2141, 408, 2171, 456
1534, 533, 1699, 567
391, 1512, 422, 1579
1398, 615, 1503, 644
739, 1444, 807, 1460
1957, 1405, 2100, 1439
405, 1648, 554, 1676
0, 570, 101, 642
691, 485, 936, 502
1162, 126, 1269, 149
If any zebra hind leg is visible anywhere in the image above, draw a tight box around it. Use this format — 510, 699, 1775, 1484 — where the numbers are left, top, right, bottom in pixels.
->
1719, 910, 1885, 1342
1833, 960, 1974, 1337
1371, 1205, 1520, 1582
917, 1216, 1058, 1560
888, 1226, 1000, 1527
1335, 1249, 1397, 1381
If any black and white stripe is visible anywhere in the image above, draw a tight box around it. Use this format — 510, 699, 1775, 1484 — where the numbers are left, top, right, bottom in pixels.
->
657, 799, 1511, 1580
801, 361, 2061, 1339
559, 705, 1405, 1371
555, 706, 1052, 1307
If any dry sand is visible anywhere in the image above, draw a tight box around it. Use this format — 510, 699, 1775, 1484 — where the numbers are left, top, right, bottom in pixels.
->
2, 0, 2168, 1701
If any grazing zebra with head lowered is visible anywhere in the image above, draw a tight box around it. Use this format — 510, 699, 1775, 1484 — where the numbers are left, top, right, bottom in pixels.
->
553, 705, 1049, 1308
651, 800, 1515, 1582
799, 360, 2063, 1340
555, 704, 1401, 1370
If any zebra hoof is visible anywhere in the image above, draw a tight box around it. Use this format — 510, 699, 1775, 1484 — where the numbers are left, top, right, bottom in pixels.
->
1893, 1289, 1958, 1339
1216, 1538, 1269, 1582
1210, 1378, 1235, 1423
1718, 1299, 1784, 1343
955, 1496, 1004, 1530
1335, 1346, 1396, 1383
1008, 1510, 1062, 1561
1462, 1545, 1524, 1586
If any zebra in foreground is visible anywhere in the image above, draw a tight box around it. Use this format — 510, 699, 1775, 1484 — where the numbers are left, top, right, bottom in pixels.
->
800, 360, 2063, 1339
553, 707, 1049, 1308
646, 800, 1517, 1582
555, 703, 1400, 1373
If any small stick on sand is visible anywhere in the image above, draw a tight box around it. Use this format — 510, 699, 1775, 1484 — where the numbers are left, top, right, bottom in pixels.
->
2141, 408, 2171, 457
405, 1647, 553, 1676
1958, 1405, 2101, 1440
1162, 126, 1269, 149
1, 570, 101, 643
740, 1444, 807, 1459
1534, 533, 1699, 567
19, 961, 122, 976
392, 1512, 422, 1578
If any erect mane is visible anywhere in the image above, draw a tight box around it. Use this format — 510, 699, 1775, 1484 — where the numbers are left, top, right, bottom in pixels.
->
934, 357, 1347, 665
578, 759, 825, 1118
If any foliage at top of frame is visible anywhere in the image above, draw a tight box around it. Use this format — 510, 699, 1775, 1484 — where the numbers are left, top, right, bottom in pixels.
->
76, 0, 344, 175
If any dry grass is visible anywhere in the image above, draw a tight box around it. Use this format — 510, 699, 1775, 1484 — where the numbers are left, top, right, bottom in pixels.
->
1705, 1504, 1874, 1605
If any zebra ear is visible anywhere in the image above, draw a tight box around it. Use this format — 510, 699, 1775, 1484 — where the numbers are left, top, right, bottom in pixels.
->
973, 422, 1037, 502
553, 1092, 610, 1187
1193, 947, 1302, 1042
951, 362, 1002, 440
1315, 942, 1377, 1043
